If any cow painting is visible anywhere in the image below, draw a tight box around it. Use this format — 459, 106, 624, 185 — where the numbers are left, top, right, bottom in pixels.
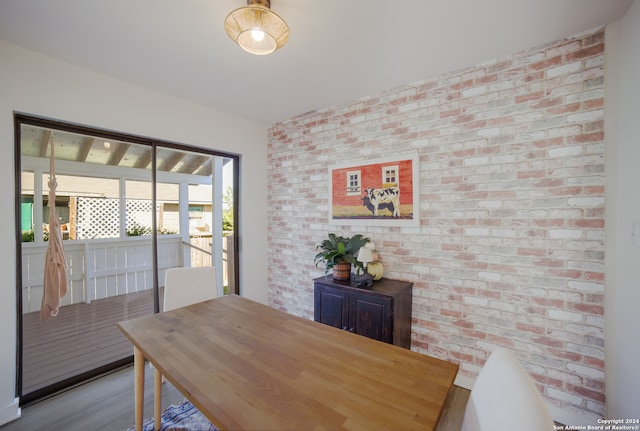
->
361, 195, 395, 216
329, 156, 418, 225
362, 187, 400, 217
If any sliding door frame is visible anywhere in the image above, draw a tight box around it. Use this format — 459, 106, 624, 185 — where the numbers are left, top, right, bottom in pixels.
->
13, 112, 240, 404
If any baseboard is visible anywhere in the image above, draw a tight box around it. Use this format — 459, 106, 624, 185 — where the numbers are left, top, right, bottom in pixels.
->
454, 371, 598, 427
548, 405, 601, 428
0, 398, 21, 427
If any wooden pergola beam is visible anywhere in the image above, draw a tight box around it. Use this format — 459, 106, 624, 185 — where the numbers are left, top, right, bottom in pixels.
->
108, 143, 131, 166
77, 137, 95, 162
134, 149, 152, 170
160, 152, 185, 172
39, 130, 52, 158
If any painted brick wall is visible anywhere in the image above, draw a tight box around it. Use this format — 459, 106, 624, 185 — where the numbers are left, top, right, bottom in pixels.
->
267, 28, 606, 420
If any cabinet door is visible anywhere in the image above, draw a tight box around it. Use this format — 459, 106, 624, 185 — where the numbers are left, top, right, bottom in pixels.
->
314, 284, 350, 330
350, 292, 392, 343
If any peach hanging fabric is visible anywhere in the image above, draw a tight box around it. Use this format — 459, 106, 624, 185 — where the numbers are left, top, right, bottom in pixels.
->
40, 141, 68, 320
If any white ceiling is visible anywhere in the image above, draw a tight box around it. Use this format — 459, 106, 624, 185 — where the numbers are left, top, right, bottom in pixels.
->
0, 0, 633, 125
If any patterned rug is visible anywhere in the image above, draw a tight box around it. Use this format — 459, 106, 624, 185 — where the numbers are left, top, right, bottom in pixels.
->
127, 399, 218, 431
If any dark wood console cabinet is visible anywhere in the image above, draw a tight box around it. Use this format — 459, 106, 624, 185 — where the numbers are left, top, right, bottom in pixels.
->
313, 276, 413, 349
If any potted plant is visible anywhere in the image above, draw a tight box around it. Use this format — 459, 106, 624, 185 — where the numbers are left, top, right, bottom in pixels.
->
314, 233, 369, 280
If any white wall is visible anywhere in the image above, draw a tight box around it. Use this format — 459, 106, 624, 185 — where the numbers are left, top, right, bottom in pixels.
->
0, 40, 268, 424
605, 0, 640, 420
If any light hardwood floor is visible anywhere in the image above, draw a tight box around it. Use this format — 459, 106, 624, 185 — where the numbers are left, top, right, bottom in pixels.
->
0, 366, 470, 431
0, 366, 183, 431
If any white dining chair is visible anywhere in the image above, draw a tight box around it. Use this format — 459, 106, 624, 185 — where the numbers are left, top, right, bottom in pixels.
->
461, 347, 555, 431
163, 266, 218, 312
154, 266, 219, 416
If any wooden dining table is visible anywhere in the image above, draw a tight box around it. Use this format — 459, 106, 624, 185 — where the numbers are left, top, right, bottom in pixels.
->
117, 294, 459, 431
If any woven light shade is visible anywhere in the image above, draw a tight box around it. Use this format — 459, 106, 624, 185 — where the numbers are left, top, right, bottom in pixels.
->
224, 0, 289, 55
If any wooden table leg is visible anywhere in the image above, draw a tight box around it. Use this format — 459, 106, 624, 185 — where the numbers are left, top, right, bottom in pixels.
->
154, 368, 162, 430
134, 347, 145, 431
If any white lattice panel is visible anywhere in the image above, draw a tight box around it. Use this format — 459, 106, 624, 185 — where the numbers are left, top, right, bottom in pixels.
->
76, 198, 120, 239
75, 197, 157, 239
126, 199, 155, 231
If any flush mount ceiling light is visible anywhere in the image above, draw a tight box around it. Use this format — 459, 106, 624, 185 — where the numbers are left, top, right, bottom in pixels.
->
224, 0, 290, 55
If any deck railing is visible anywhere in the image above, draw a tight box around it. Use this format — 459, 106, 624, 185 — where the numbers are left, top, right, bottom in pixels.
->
21, 234, 234, 314
21, 236, 182, 314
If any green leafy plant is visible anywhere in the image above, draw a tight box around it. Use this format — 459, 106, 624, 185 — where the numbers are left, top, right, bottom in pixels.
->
126, 223, 151, 237
126, 222, 176, 236
157, 225, 177, 235
314, 233, 369, 276
222, 186, 234, 233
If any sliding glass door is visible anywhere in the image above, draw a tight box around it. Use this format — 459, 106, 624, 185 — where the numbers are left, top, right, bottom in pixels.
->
15, 114, 239, 404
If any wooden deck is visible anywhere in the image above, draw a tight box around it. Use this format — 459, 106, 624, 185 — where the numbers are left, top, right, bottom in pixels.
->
22, 289, 157, 396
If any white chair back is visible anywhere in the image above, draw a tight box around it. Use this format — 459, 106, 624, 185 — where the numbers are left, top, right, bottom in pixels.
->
461, 347, 554, 431
163, 266, 218, 312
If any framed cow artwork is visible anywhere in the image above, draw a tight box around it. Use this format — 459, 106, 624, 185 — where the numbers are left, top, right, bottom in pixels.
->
329, 154, 419, 226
